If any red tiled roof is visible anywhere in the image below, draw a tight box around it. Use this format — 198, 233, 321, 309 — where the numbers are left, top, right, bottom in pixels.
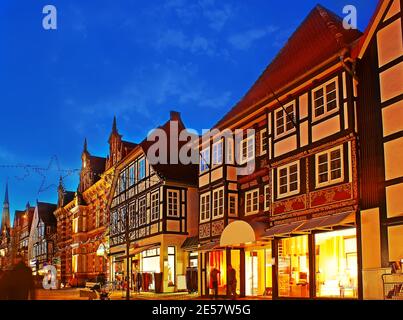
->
215, 5, 362, 128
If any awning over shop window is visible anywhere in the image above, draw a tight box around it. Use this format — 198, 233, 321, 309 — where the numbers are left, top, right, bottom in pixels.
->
181, 236, 199, 251
262, 221, 305, 239
219, 220, 269, 247
298, 212, 355, 232
197, 240, 220, 252
129, 242, 160, 257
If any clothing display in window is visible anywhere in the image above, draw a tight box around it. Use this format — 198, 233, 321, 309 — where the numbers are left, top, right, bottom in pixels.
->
186, 267, 198, 293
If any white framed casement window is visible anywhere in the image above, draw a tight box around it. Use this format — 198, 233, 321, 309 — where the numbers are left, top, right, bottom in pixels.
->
138, 158, 146, 180
240, 135, 255, 164
245, 188, 259, 215
212, 187, 224, 219
167, 190, 180, 217
139, 197, 147, 226
129, 164, 136, 186
275, 103, 296, 138
316, 145, 344, 188
200, 147, 210, 173
264, 185, 270, 211
150, 192, 160, 221
260, 129, 268, 155
225, 137, 234, 164
212, 140, 223, 166
312, 78, 339, 121
200, 192, 211, 223
228, 194, 238, 217
277, 161, 300, 198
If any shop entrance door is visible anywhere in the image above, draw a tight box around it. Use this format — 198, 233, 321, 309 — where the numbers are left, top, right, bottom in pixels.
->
246, 251, 258, 296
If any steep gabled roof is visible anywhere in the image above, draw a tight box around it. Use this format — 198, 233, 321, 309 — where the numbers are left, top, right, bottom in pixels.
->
140, 112, 198, 186
37, 202, 57, 225
215, 5, 362, 128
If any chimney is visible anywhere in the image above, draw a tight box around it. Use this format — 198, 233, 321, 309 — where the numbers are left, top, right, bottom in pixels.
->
170, 111, 181, 121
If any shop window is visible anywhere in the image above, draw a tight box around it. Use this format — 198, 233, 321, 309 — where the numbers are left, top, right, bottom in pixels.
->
167, 190, 180, 217
200, 193, 211, 223
228, 194, 238, 217
264, 185, 270, 211
277, 161, 300, 198
278, 235, 310, 298
315, 228, 358, 298
312, 78, 339, 120
200, 147, 210, 173
240, 135, 255, 165
167, 246, 176, 286
316, 146, 344, 188
189, 252, 198, 268
212, 188, 224, 219
245, 189, 259, 215
275, 103, 296, 138
151, 192, 159, 221
207, 251, 227, 296
212, 141, 223, 166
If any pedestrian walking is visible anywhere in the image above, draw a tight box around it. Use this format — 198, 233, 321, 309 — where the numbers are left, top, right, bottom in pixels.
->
1, 255, 36, 300
227, 264, 237, 299
210, 267, 220, 299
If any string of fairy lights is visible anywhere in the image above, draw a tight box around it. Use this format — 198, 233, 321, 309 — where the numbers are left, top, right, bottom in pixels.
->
0, 154, 166, 254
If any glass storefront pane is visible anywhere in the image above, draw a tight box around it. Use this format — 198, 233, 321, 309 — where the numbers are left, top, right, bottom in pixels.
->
315, 228, 358, 298
230, 250, 241, 295
207, 251, 226, 296
265, 248, 273, 296
278, 235, 310, 297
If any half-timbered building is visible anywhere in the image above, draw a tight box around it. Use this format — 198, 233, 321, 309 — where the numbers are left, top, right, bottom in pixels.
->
355, 0, 403, 299
108, 111, 199, 293
197, 5, 363, 299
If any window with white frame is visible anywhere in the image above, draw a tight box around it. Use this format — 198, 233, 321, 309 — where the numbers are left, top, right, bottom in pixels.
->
264, 185, 270, 211
138, 158, 146, 180
151, 192, 160, 221
226, 137, 234, 164
212, 188, 224, 219
167, 190, 180, 217
316, 146, 344, 187
275, 103, 295, 137
240, 136, 255, 164
129, 202, 136, 228
129, 164, 136, 186
139, 197, 147, 225
245, 189, 259, 215
260, 129, 268, 155
212, 141, 223, 166
200, 193, 210, 223
277, 161, 300, 198
228, 194, 238, 217
200, 147, 210, 172
313, 79, 338, 120
119, 171, 127, 193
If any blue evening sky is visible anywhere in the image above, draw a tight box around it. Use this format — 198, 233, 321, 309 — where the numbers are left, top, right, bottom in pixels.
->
0, 0, 378, 223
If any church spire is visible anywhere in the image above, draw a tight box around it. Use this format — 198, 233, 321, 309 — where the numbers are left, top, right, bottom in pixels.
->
112, 116, 118, 134
83, 137, 88, 153
3, 182, 8, 204
1, 182, 10, 233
